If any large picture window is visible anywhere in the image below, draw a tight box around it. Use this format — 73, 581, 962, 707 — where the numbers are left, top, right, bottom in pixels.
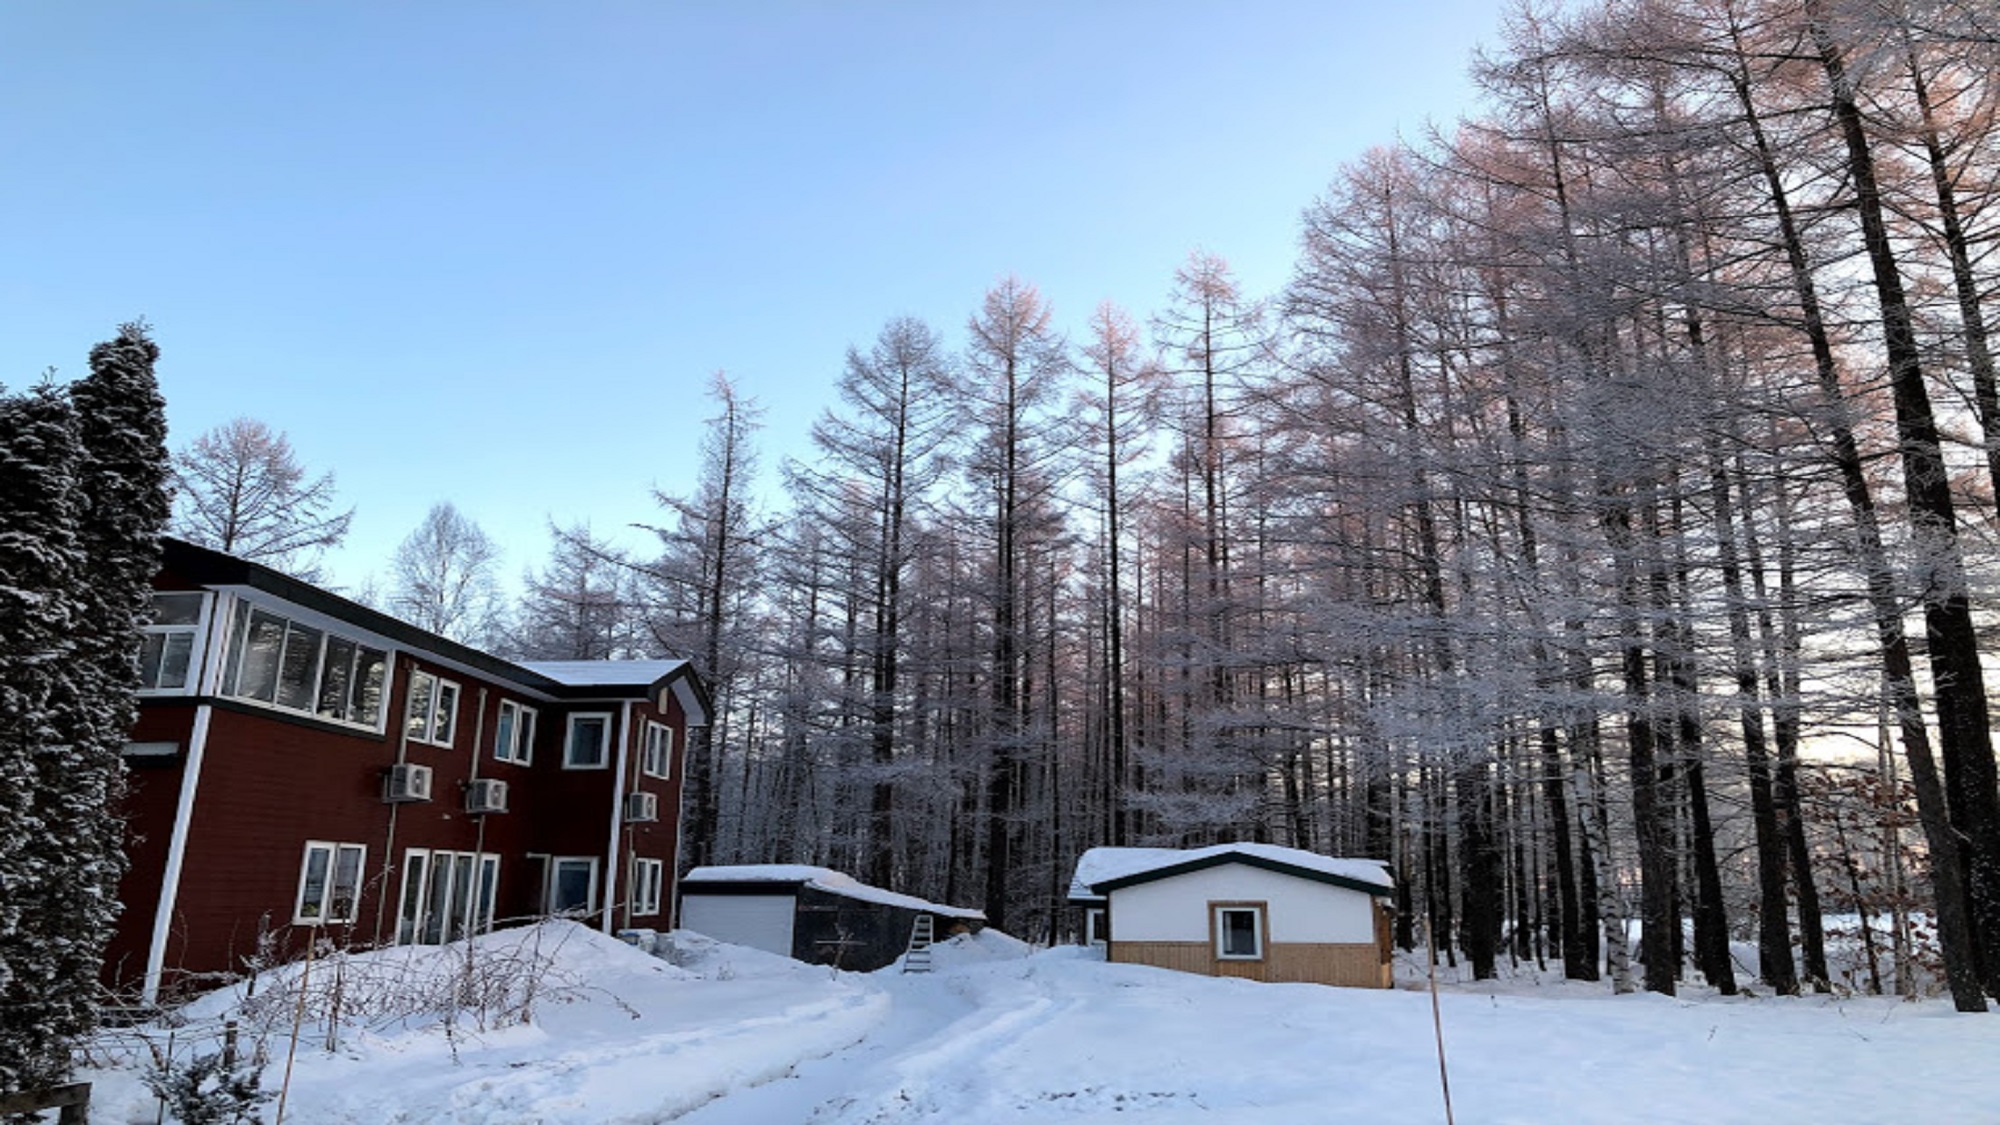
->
139, 591, 208, 693
221, 601, 387, 727
494, 700, 536, 765
564, 712, 612, 769
295, 841, 367, 925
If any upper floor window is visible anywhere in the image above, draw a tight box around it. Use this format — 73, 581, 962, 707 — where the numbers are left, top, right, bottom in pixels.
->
221, 601, 387, 727
564, 712, 612, 769
641, 721, 673, 779
494, 699, 536, 765
404, 670, 460, 747
139, 592, 207, 692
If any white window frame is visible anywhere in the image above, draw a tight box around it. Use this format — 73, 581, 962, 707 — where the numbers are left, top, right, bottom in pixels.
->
1212, 902, 1266, 961
397, 847, 499, 944
641, 721, 673, 779
548, 856, 600, 915
294, 840, 367, 925
631, 857, 665, 916
138, 591, 210, 695
405, 670, 461, 747
494, 699, 537, 765
220, 599, 389, 729
563, 712, 613, 769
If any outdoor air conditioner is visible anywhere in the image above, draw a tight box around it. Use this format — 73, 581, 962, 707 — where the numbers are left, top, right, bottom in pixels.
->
384, 763, 434, 803
624, 791, 659, 823
465, 778, 509, 815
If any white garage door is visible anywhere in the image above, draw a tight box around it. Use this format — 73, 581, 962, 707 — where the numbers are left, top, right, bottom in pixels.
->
681, 893, 796, 957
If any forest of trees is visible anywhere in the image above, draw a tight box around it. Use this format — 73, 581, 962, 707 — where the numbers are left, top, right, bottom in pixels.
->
173, 0, 2000, 1009
570, 0, 1998, 1007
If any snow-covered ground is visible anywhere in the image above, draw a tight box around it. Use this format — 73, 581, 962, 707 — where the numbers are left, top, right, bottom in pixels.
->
82, 921, 2000, 1124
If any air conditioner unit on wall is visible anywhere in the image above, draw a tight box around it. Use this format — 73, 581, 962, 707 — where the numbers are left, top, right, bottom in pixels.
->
465, 778, 509, 815
625, 791, 659, 823
384, 763, 434, 803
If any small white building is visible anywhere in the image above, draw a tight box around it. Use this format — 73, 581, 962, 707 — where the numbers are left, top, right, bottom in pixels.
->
1068, 843, 1395, 988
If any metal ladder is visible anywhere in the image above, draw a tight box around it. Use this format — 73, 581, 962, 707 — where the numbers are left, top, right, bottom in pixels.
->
902, 913, 936, 973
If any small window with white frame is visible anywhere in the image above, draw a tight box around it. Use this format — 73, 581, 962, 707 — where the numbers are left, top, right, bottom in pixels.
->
1212, 902, 1266, 961
548, 856, 599, 914
631, 857, 665, 916
494, 699, 536, 765
295, 840, 367, 925
405, 670, 460, 746
139, 591, 208, 693
641, 721, 672, 779
564, 712, 612, 769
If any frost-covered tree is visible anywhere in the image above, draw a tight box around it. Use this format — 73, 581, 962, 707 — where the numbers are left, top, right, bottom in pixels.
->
0, 382, 89, 1093
171, 416, 351, 579
0, 323, 170, 1091
389, 502, 504, 646
510, 524, 640, 660
642, 373, 764, 871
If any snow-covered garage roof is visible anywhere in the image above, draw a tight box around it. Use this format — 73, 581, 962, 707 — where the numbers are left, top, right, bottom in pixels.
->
1067, 843, 1394, 903
683, 864, 986, 921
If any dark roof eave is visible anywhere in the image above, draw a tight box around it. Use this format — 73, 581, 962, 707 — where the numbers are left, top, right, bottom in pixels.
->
164, 538, 711, 706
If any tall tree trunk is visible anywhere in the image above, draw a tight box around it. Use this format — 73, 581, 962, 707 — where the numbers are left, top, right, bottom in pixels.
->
1811, 4, 2000, 998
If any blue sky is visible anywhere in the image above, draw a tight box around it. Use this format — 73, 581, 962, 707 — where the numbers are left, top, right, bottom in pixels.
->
1, 2, 1501, 591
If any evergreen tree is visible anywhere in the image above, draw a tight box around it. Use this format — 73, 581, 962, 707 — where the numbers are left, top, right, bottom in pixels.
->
0, 323, 171, 1090
0, 381, 88, 1092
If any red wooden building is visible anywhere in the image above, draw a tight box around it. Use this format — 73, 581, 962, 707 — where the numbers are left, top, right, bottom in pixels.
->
107, 538, 711, 1002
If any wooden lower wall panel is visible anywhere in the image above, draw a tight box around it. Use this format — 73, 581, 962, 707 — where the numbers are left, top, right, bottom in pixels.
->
1108, 940, 1390, 988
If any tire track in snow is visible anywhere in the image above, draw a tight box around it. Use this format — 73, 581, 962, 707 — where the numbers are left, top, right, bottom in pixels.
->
797, 969, 1085, 1124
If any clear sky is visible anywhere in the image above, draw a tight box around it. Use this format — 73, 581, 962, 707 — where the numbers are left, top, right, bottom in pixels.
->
1, 2, 1503, 592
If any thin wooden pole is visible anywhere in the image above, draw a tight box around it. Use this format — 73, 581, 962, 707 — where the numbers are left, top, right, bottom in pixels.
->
1427, 921, 1456, 1125
274, 931, 315, 1125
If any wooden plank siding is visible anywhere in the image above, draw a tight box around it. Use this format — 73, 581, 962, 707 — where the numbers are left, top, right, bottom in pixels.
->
1108, 940, 1391, 989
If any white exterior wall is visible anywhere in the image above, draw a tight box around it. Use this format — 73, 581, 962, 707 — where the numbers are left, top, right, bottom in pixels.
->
680, 893, 796, 956
1107, 863, 1376, 944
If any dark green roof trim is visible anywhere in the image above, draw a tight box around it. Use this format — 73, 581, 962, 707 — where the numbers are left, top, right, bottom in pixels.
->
1089, 851, 1393, 898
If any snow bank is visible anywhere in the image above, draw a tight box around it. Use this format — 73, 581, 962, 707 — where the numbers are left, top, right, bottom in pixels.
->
86, 921, 2000, 1124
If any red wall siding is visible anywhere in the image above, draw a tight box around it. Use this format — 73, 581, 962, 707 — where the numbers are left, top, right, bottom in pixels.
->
113, 627, 698, 990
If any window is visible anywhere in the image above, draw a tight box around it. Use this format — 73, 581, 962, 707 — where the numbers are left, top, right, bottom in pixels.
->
631, 857, 665, 916
405, 670, 460, 746
1084, 907, 1108, 946
295, 841, 366, 925
494, 700, 537, 765
1213, 903, 1266, 961
641, 721, 672, 779
397, 849, 499, 944
564, 712, 612, 769
220, 601, 387, 727
139, 592, 207, 692
549, 857, 598, 915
